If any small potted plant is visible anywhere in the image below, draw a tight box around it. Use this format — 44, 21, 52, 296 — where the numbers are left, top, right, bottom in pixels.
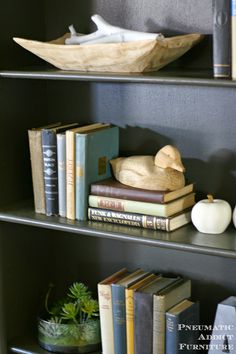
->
38, 282, 101, 353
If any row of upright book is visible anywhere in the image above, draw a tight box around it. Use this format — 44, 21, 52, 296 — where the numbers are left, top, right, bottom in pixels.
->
28, 122, 119, 220
213, 0, 236, 79
98, 268, 200, 354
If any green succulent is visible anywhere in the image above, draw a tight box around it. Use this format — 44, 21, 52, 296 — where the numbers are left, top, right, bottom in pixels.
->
68, 282, 91, 301
81, 298, 99, 321
44, 282, 99, 325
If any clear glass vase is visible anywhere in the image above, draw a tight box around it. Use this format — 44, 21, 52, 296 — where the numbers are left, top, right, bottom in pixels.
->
38, 317, 101, 353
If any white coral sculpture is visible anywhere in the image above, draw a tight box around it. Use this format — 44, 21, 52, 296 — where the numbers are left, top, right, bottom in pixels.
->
65, 14, 164, 45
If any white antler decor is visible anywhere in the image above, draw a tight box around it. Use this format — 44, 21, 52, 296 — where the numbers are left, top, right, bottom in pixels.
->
65, 14, 164, 45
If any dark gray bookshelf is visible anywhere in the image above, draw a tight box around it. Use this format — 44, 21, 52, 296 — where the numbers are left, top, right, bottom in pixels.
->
1, 67, 236, 87
0, 200, 236, 259
10, 337, 101, 354
1, 1, 236, 354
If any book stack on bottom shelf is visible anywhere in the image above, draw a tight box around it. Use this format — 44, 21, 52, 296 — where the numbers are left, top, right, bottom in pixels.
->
88, 178, 195, 231
98, 268, 200, 354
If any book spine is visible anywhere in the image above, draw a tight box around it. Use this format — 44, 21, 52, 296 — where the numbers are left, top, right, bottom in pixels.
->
66, 131, 76, 220
153, 297, 166, 354
134, 292, 153, 354
88, 208, 169, 230
126, 288, 135, 354
88, 195, 167, 217
213, 0, 231, 78
75, 134, 88, 220
28, 130, 45, 214
112, 284, 127, 354
165, 313, 178, 354
42, 130, 59, 216
57, 134, 66, 217
232, 0, 236, 79
88, 194, 195, 217
91, 184, 164, 203
153, 281, 191, 354
98, 283, 115, 354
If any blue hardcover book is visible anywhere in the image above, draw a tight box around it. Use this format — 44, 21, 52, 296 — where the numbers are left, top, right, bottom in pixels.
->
111, 270, 149, 354
42, 123, 78, 216
75, 125, 119, 220
208, 296, 236, 353
57, 133, 66, 217
166, 300, 200, 354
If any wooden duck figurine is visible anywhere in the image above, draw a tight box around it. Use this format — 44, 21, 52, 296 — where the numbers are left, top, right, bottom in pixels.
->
110, 145, 185, 191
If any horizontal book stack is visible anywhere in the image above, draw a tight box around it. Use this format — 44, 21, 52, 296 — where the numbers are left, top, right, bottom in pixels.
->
28, 122, 119, 220
88, 178, 195, 231
98, 268, 200, 354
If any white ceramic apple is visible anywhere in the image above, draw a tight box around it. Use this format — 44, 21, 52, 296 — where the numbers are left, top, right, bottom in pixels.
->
191, 194, 232, 234
232, 206, 236, 228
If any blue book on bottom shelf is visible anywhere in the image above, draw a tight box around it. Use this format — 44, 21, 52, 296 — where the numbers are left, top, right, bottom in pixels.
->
166, 299, 200, 354
75, 125, 119, 220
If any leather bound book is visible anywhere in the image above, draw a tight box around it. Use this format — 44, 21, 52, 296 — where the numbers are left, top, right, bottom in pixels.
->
134, 276, 179, 354
213, 0, 231, 78
88, 207, 192, 231
42, 122, 78, 216
28, 122, 61, 214
90, 178, 194, 204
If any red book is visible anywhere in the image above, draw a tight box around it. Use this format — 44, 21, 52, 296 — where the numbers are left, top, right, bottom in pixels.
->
90, 178, 194, 204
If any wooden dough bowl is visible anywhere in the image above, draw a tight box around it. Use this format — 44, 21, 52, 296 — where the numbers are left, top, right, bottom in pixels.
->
13, 33, 203, 73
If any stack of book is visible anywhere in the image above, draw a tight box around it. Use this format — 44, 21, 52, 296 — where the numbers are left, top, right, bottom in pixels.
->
28, 122, 119, 220
98, 268, 199, 354
88, 178, 195, 231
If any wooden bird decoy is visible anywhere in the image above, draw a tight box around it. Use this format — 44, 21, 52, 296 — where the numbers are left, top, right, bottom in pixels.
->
110, 145, 185, 191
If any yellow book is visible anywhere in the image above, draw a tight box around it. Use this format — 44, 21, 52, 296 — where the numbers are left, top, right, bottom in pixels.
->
66, 122, 106, 220
125, 273, 157, 354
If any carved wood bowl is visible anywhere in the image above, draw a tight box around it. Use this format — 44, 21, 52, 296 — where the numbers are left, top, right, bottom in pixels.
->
13, 33, 203, 73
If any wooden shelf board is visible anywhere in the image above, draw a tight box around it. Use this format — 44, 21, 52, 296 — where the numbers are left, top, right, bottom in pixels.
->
9, 336, 101, 354
0, 66, 235, 87
0, 200, 236, 258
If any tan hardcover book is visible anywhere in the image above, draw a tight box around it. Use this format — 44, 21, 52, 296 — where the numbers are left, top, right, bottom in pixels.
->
98, 268, 129, 354
126, 273, 157, 354
88, 193, 195, 218
28, 122, 61, 214
153, 279, 191, 354
66, 123, 108, 220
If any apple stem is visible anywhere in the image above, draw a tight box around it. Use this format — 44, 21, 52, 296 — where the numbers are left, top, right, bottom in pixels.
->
207, 194, 214, 203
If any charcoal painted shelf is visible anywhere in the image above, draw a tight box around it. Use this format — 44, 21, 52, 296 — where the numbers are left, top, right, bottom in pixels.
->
0, 200, 236, 258
9, 337, 101, 354
0, 66, 235, 87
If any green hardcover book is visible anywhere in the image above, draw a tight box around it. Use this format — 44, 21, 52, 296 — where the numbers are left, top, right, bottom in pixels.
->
76, 125, 119, 220
88, 193, 195, 217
